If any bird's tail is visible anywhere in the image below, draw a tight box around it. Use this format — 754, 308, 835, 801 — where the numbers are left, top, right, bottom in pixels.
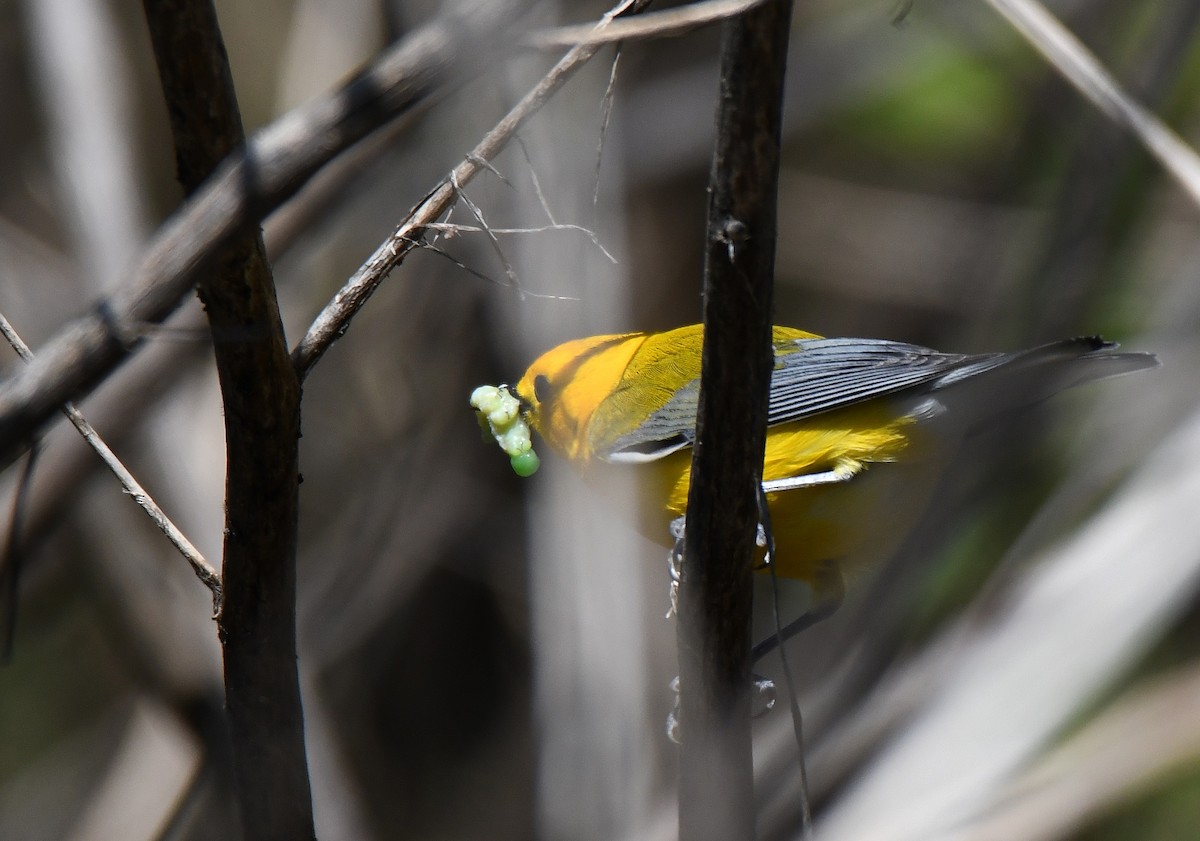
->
925, 337, 1158, 430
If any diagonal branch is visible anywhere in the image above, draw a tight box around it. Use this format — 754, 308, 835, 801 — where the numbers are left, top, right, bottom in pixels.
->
291, 0, 654, 377
984, 0, 1200, 209
0, 312, 219, 604
0, 0, 531, 469
529, 0, 766, 49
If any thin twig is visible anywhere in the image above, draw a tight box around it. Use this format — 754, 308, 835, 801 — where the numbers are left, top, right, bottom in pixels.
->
514, 134, 559, 225
449, 171, 524, 294
530, 0, 766, 49
465, 153, 514, 188
424, 221, 617, 262
412, 238, 583, 301
984, 0, 1200, 210
761, 488, 813, 838
291, 0, 655, 378
0, 1, 529, 468
0, 312, 220, 607
593, 46, 623, 211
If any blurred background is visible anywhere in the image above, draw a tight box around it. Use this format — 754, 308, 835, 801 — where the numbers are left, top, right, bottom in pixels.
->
0, 0, 1197, 839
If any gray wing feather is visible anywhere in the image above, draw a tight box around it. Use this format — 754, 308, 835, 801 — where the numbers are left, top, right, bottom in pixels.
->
602, 336, 1155, 462
765, 338, 1000, 423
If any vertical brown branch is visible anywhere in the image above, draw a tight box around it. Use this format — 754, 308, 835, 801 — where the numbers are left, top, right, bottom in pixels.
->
676, 1, 794, 840
143, 2, 315, 839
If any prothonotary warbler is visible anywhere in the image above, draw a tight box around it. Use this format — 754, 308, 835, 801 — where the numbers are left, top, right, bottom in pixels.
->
472, 324, 1157, 607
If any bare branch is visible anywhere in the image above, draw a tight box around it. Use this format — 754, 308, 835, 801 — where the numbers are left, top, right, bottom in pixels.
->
291, 0, 654, 378
593, 48, 623, 210
142, 0, 318, 837
424, 221, 618, 264
0, 0, 531, 468
817, 402, 1200, 841
530, 0, 767, 49
676, 1, 793, 840
449, 171, 524, 294
984, 0, 1200, 209
0, 312, 220, 605
514, 134, 560, 226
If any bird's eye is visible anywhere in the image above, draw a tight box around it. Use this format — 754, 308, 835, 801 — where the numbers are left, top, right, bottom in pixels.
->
534, 374, 552, 403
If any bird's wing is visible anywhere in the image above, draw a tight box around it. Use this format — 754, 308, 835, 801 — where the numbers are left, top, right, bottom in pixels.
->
599, 336, 1152, 463
765, 337, 998, 424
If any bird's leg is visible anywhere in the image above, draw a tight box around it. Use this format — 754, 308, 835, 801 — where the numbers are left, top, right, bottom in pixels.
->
756, 461, 860, 573
664, 515, 686, 619
752, 564, 845, 664
752, 461, 855, 654
756, 484, 820, 832
666, 675, 682, 743
756, 479, 778, 569
752, 485, 782, 709
760, 459, 861, 494
664, 516, 687, 740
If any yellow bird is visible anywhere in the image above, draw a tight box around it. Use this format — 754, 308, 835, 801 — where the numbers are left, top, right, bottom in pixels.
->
473, 324, 1156, 608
